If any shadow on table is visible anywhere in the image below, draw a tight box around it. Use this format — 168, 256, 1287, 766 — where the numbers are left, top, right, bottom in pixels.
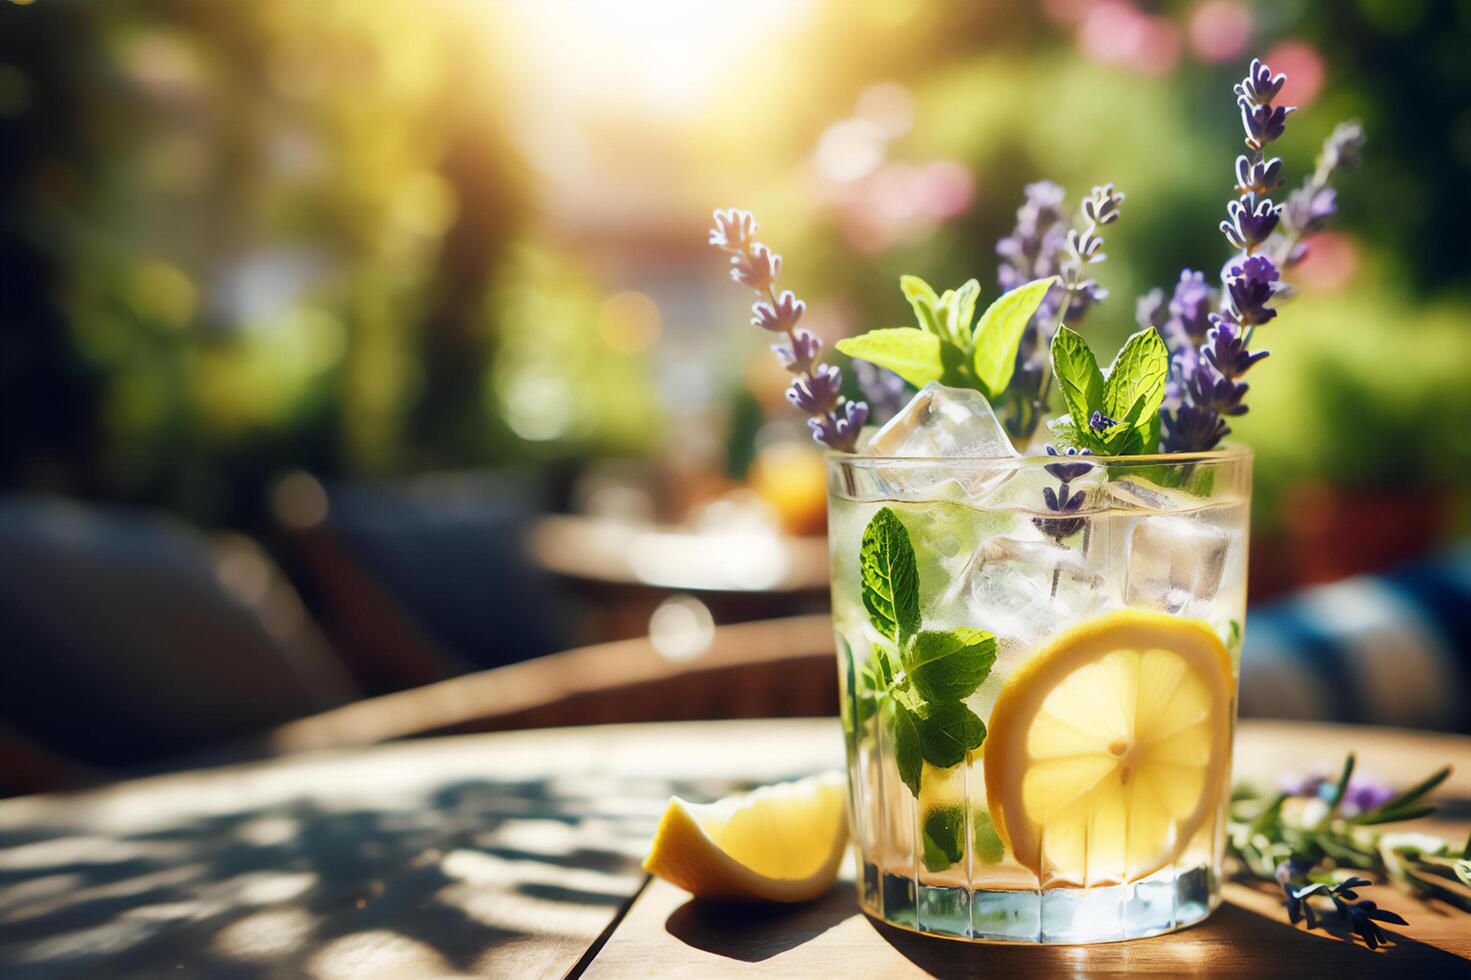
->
664, 886, 855, 962
0, 774, 684, 978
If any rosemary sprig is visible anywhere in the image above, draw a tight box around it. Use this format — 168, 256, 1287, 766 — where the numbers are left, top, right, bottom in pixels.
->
1229, 752, 1468, 946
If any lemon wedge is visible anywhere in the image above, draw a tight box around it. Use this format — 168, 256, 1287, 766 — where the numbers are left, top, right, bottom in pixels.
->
643, 770, 849, 902
983, 609, 1233, 887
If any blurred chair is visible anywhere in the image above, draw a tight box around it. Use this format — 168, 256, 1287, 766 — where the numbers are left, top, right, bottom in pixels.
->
0, 498, 357, 788
275, 471, 569, 693
1239, 543, 1471, 732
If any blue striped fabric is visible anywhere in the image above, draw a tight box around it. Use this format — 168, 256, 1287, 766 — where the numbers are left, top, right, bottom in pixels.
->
1239, 543, 1471, 732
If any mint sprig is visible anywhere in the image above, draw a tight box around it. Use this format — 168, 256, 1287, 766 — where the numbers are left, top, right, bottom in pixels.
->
838, 275, 1059, 402
1048, 324, 1169, 455
856, 507, 995, 798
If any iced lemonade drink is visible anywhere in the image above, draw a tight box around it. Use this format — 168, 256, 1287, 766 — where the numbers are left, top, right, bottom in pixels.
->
830, 386, 1250, 943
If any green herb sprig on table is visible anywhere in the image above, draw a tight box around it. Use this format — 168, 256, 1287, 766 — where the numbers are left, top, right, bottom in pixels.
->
851, 507, 995, 800
1229, 753, 1469, 947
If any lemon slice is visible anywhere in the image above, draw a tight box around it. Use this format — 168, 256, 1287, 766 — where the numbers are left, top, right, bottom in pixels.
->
983, 609, 1233, 887
643, 771, 849, 902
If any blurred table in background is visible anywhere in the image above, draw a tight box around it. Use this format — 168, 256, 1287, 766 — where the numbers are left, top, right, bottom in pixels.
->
1, 719, 1467, 977
529, 515, 830, 643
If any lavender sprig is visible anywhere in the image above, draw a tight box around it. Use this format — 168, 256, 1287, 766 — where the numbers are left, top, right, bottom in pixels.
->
1271, 121, 1366, 271
1160, 58, 1292, 453
710, 209, 868, 451
998, 183, 1124, 440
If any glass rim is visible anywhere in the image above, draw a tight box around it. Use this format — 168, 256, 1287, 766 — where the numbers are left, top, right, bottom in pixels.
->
825, 443, 1253, 467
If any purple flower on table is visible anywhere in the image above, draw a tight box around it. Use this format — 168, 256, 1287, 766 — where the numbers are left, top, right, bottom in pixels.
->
1343, 779, 1395, 816
786, 363, 843, 415
751, 289, 805, 333
1221, 198, 1282, 251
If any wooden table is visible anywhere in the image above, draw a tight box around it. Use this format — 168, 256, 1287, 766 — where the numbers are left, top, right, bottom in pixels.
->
0, 720, 1466, 978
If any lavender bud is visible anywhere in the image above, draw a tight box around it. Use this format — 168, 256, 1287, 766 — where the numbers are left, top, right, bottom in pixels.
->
751, 289, 805, 333
772, 328, 822, 372
1088, 410, 1118, 432
1234, 155, 1284, 195
1044, 444, 1095, 482
1221, 197, 1282, 251
709, 208, 757, 251
1238, 98, 1295, 151
1136, 288, 1167, 331
786, 363, 842, 415
1203, 317, 1270, 378
1285, 186, 1337, 234
1223, 254, 1282, 326
1321, 121, 1366, 173
730, 243, 780, 292
809, 400, 868, 452
1234, 57, 1286, 106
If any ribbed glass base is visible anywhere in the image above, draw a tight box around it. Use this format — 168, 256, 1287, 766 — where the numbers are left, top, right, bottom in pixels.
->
859, 860, 1217, 944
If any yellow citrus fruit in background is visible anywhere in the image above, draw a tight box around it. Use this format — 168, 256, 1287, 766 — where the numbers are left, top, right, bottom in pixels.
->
643, 771, 848, 902
983, 609, 1233, 887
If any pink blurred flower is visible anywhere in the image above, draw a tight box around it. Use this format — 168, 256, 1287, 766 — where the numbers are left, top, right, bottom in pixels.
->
1189, 1, 1253, 63
1294, 231, 1358, 292
1079, 2, 1180, 76
1266, 41, 1325, 107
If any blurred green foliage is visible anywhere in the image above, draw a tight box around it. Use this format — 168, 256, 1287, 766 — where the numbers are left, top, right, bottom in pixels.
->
2, 0, 1467, 537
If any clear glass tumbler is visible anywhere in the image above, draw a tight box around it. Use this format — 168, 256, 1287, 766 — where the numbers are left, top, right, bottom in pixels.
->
829, 448, 1250, 943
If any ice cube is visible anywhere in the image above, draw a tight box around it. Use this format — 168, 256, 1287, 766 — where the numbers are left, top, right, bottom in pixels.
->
1124, 514, 1230, 614
867, 383, 1019, 459
947, 530, 1120, 656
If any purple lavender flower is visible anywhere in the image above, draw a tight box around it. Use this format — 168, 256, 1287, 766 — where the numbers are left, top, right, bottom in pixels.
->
1167, 270, 1215, 343
852, 360, 911, 425
1034, 446, 1092, 542
1043, 444, 1095, 482
1235, 155, 1284, 196
1088, 410, 1117, 432
1238, 98, 1295, 151
1202, 316, 1270, 382
786, 363, 842, 415
808, 400, 868, 448
1221, 198, 1282, 251
1285, 186, 1337, 235
1235, 57, 1286, 105
773, 329, 822, 372
709, 208, 868, 452
751, 289, 805, 333
1222, 254, 1282, 326
730, 243, 780, 292
709, 208, 756, 251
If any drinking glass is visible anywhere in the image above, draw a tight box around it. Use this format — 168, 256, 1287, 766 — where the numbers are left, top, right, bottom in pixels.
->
829, 448, 1251, 943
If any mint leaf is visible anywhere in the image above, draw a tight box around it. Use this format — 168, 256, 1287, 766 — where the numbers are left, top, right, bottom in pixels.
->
1102, 327, 1169, 435
936, 279, 981, 350
921, 804, 965, 871
915, 700, 986, 769
973, 810, 1004, 865
906, 628, 996, 702
892, 700, 923, 796
973, 276, 1058, 398
836, 328, 945, 389
1050, 324, 1105, 436
859, 507, 921, 644
899, 275, 943, 338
